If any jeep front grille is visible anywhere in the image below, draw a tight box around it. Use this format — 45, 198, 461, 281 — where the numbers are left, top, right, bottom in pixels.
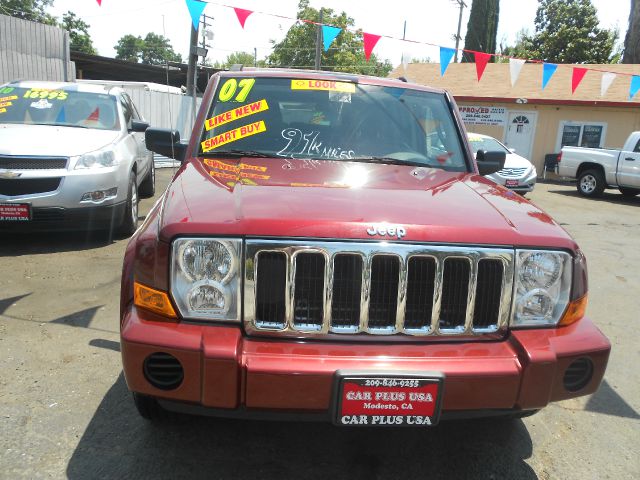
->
245, 240, 514, 339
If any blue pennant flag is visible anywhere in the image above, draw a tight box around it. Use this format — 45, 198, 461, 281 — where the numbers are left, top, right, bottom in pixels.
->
322, 25, 341, 52
55, 107, 65, 124
629, 75, 640, 100
542, 63, 558, 90
185, 0, 207, 30
439, 47, 456, 77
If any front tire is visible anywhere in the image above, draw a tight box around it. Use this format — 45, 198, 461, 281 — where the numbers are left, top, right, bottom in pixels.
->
619, 186, 640, 197
118, 172, 138, 237
132, 393, 165, 421
577, 169, 605, 198
139, 157, 155, 198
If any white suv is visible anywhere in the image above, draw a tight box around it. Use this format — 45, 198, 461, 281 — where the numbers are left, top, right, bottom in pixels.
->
0, 81, 155, 236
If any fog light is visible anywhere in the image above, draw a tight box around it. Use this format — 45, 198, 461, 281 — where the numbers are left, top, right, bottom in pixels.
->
563, 357, 594, 392
80, 187, 117, 203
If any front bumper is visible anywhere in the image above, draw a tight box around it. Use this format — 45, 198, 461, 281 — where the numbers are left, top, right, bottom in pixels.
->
0, 202, 126, 231
486, 170, 537, 193
0, 166, 128, 209
121, 306, 610, 419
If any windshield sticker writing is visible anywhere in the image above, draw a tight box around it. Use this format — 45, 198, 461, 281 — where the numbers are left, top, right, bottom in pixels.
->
201, 120, 266, 152
0, 87, 15, 94
23, 89, 68, 100
218, 78, 256, 103
0, 102, 12, 108
205, 99, 269, 131
0, 108, 6, 114
30, 99, 53, 109
0, 96, 18, 103
204, 159, 271, 183
277, 128, 355, 160
291, 79, 356, 93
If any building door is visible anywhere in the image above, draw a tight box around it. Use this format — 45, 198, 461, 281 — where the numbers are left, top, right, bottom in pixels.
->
504, 111, 538, 160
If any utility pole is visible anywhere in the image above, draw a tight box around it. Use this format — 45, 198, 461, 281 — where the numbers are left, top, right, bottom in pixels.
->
186, 22, 199, 106
254, 47, 257, 67
314, 8, 323, 70
200, 14, 213, 66
453, 0, 466, 63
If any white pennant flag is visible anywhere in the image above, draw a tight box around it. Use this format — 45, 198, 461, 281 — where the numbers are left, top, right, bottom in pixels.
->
600, 72, 616, 97
509, 58, 526, 87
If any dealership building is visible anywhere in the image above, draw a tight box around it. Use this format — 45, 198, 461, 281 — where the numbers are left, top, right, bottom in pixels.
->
390, 63, 640, 173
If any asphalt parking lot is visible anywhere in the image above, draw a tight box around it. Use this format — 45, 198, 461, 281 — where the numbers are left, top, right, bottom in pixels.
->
1, 168, 638, 480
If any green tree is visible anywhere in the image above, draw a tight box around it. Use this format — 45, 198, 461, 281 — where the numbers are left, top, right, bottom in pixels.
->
0, 0, 57, 25
268, 0, 392, 76
502, 0, 619, 63
115, 34, 144, 62
114, 33, 182, 65
141, 33, 182, 65
0, 0, 58, 25
60, 11, 96, 55
623, 0, 640, 63
212, 51, 266, 69
462, 0, 500, 62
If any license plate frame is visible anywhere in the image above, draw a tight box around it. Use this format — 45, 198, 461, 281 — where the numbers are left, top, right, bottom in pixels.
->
332, 370, 444, 427
0, 203, 31, 222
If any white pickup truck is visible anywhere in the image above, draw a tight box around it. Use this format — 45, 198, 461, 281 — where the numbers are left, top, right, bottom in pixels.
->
558, 131, 640, 198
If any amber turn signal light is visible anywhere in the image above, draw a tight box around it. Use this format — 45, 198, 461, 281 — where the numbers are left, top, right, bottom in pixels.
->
559, 294, 588, 327
134, 281, 178, 319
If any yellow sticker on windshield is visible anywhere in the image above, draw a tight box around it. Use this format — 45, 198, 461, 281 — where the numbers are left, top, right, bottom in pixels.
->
205, 99, 269, 131
22, 89, 68, 100
291, 79, 356, 93
467, 135, 483, 142
0, 102, 11, 108
201, 120, 266, 152
0, 108, 6, 114
0, 95, 17, 103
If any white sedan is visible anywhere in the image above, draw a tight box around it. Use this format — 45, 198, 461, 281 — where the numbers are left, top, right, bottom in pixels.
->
0, 81, 155, 236
468, 132, 537, 194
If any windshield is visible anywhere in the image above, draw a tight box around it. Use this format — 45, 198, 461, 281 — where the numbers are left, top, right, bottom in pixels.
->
467, 134, 509, 154
0, 86, 120, 131
199, 77, 468, 171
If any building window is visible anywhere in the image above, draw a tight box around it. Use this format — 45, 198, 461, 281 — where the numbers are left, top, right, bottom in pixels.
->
557, 122, 607, 151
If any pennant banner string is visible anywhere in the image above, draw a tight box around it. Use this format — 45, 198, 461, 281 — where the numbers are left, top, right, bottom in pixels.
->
182, 0, 639, 93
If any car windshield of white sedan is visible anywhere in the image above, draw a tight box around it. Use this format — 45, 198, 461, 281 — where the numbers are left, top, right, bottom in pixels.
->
199, 77, 468, 171
467, 135, 509, 154
0, 86, 119, 131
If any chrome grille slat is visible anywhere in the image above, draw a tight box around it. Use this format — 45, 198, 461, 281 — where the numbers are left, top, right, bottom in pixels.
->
245, 241, 514, 339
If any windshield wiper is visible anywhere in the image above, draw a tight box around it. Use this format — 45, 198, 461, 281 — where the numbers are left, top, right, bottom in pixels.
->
349, 156, 429, 168
200, 149, 269, 158
29, 122, 89, 129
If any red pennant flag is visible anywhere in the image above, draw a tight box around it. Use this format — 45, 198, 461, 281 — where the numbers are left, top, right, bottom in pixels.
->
233, 7, 253, 29
474, 52, 491, 81
363, 33, 381, 61
572, 67, 588, 93
87, 107, 100, 122
96, 0, 102, 5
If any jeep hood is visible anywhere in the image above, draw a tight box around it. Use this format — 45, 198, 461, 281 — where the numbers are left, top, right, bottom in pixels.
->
159, 157, 576, 250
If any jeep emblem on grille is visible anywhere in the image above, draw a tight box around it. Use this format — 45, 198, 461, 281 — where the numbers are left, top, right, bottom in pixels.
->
367, 224, 406, 239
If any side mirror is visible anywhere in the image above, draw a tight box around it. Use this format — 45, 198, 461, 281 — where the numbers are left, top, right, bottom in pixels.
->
476, 150, 506, 175
131, 120, 150, 133
145, 128, 187, 162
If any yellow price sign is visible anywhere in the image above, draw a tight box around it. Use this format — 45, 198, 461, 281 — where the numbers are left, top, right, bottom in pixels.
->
201, 120, 266, 152
22, 89, 68, 100
291, 79, 356, 93
205, 99, 269, 131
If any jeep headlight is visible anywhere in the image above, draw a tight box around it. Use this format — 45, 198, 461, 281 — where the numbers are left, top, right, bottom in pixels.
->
74, 149, 117, 169
512, 250, 572, 327
171, 238, 241, 321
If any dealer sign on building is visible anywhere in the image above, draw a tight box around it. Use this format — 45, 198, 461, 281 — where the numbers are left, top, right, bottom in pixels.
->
458, 106, 507, 126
